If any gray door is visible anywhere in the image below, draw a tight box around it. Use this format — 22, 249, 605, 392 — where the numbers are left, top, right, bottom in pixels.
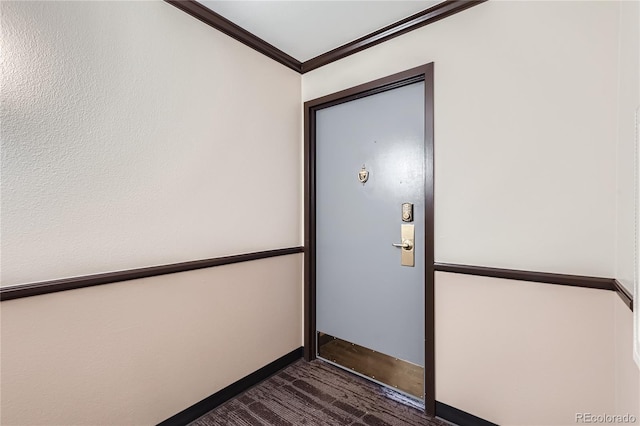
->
316, 81, 425, 398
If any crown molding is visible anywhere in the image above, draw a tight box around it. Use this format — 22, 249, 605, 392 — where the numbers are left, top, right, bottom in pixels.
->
165, 0, 487, 74
301, 0, 487, 73
165, 0, 302, 72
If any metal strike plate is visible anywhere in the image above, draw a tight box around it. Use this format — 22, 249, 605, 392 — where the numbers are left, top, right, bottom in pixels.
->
402, 203, 413, 222
392, 224, 415, 267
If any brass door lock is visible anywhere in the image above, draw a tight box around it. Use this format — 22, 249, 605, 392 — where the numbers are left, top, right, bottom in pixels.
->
392, 224, 415, 267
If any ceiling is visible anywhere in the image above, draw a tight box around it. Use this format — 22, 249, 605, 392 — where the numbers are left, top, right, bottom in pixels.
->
195, 1, 442, 62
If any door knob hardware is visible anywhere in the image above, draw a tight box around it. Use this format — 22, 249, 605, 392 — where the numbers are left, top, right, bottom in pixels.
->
392, 239, 413, 250
395, 224, 415, 267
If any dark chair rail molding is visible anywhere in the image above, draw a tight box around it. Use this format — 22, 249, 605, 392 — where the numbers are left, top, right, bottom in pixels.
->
614, 279, 634, 312
434, 262, 634, 311
164, 0, 487, 75
434, 262, 616, 289
4, 252, 631, 311
0, 247, 304, 302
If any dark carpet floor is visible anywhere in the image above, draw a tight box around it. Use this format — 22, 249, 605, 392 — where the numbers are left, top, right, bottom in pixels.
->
190, 359, 448, 426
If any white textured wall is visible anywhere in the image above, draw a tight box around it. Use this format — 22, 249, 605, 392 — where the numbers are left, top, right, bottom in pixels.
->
615, 0, 639, 296
303, 0, 619, 277
1, 0, 301, 286
0, 1, 302, 425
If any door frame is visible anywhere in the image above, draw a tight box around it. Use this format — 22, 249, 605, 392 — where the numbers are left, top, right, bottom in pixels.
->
303, 63, 435, 415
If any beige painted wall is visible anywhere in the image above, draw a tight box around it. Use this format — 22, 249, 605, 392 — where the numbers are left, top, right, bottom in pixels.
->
303, 0, 619, 278
614, 295, 640, 422
1, 255, 302, 425
1, 0, 302, 286
436, 272, 616, 425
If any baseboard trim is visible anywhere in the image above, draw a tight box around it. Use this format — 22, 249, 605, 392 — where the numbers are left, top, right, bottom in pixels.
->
1, 247, 304, 301
436, 401, 498, 426
157, 347, 303, 426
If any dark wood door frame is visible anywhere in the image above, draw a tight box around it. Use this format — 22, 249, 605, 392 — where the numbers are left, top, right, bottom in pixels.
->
303, 63, 435, 416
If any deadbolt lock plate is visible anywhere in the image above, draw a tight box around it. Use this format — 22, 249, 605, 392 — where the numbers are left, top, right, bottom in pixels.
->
402, 203, 413, 222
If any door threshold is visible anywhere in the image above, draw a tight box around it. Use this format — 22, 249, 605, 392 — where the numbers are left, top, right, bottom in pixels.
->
317, 332, 424, 401
317, 356, 425, 410
380, 386, 426, 410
